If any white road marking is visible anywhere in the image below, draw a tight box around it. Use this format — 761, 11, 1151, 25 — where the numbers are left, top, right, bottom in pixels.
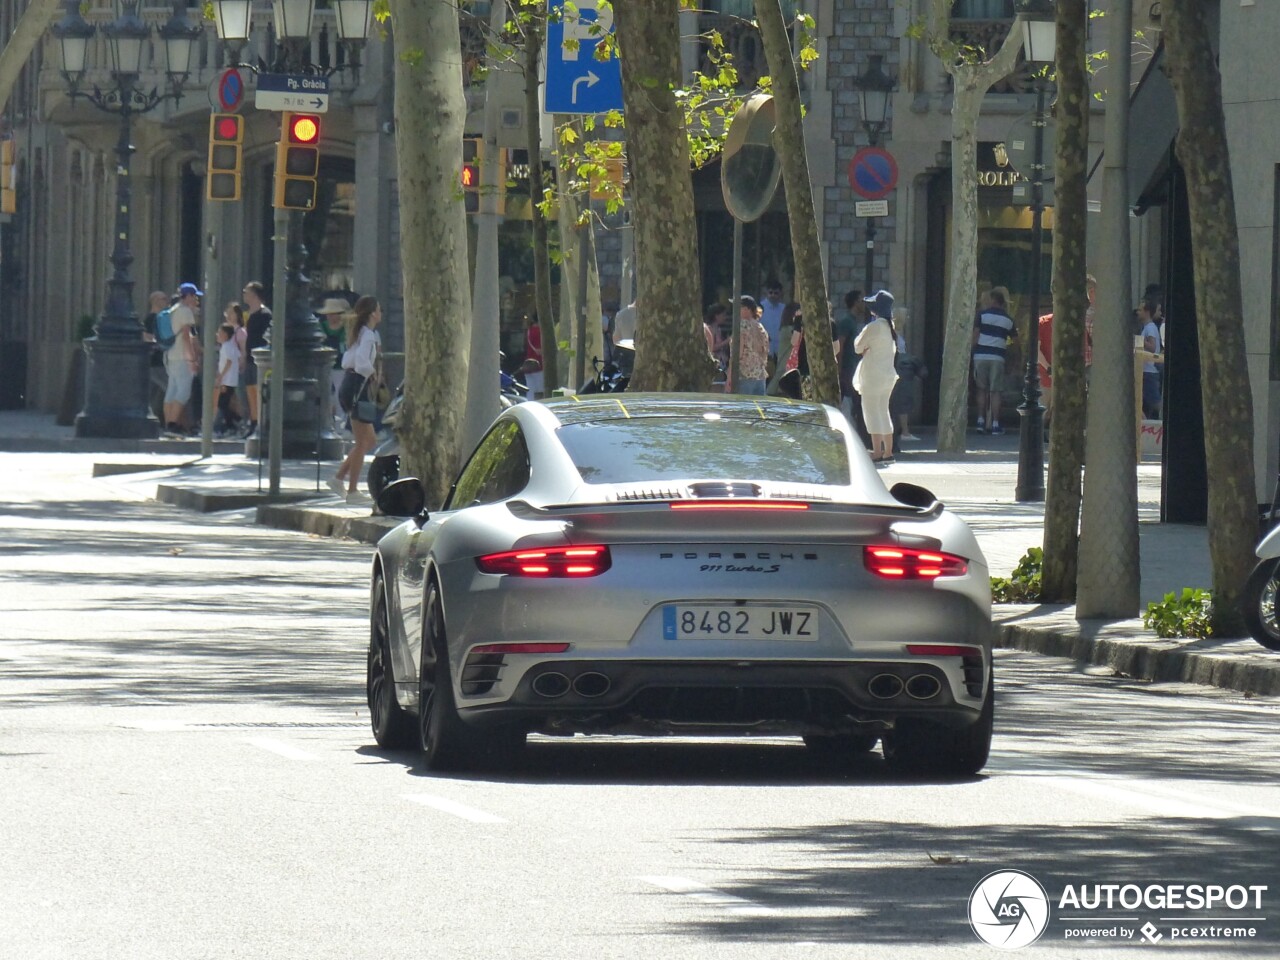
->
639, 875, 777, 917
246, 737, 318, 761
1043, 776, 1278, 822
403, 793, 507, 824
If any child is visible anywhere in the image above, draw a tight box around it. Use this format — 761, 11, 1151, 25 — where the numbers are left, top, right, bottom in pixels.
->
214, 323, 242, 438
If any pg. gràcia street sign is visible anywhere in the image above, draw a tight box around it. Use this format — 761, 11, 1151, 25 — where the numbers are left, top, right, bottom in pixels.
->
255, 73, 330, 114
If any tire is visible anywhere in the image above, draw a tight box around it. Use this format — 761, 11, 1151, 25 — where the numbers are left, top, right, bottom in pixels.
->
367, 576, 416, 749
367, 455, 400, 501
883, 680, 994, 777
803, 733, 879, 758
418, 582, 525, 772
1242, 558, 1280, 651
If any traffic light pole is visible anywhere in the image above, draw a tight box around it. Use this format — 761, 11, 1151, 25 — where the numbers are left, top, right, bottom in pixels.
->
268, 207, 288, 494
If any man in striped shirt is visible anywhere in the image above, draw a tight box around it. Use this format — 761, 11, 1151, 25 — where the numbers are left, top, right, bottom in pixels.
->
970, 286, 1016, 435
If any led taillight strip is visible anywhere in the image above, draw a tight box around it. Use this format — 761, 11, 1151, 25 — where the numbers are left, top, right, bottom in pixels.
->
476, 545, 611, 577
863, 546, 968, 580
668, 500, 809, 511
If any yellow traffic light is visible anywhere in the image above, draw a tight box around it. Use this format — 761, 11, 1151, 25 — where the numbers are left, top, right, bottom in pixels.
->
274, 112, 321, 210
206, 113, 243, 202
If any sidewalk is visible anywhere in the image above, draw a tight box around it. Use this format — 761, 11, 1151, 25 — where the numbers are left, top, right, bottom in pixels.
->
8, 409, 1278, 697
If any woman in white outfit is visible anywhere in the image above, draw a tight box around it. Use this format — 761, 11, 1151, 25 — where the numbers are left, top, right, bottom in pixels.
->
332, 296, 382, 501
853, 289, 900, 464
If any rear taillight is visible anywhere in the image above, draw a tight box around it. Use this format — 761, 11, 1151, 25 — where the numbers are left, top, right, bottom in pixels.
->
476, 545, 611, 577
863, 546, 968, 580
668, 500, 809, 511
470, 642, 571, 654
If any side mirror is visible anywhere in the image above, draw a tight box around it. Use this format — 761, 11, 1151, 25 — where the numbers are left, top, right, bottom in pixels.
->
889, 481, 939, 511
377, 477, 428, 521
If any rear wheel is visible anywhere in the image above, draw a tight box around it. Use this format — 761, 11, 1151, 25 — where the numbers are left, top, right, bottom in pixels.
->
883, 681, 994, 777
419, 583, 524, 771
367, 576, 416, 749
1242, 558, 1280, 651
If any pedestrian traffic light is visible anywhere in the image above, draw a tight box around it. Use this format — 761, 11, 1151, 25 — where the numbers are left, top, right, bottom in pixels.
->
274, 112, 321, 210
0, 137, 15, 216
206, 113, 243, 202
462, 136, 482, 214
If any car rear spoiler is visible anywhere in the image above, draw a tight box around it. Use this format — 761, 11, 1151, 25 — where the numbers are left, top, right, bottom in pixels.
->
505, 494, 945, 546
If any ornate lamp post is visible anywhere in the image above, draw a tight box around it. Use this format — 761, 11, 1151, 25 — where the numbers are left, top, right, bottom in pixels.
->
1014, 0, 1056, 503
53, 0, 201, 439
853, 55, 895, 295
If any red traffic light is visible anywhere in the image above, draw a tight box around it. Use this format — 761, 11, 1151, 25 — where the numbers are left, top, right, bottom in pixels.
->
461, 164, 478, 189
288, 114, 320, 145
214, 115, 241, 141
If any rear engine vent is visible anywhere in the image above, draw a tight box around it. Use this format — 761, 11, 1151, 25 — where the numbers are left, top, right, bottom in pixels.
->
689, 481, 762, 499
461, 653, 504, 696
612, 486, 685, 502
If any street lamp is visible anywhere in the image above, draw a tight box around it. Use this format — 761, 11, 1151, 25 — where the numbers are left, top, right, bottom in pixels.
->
53, 0, 202, 439
333, 1, 375, 76
210, 0, 253, 67
1014, 0, 1055, 503
853, 55, 895, 295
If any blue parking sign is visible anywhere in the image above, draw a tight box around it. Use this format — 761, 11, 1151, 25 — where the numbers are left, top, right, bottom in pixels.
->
544, 0, 624, 115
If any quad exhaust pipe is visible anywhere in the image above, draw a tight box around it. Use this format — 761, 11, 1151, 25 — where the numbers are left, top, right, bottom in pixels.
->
866, 672, 942, 701
531, 672, 571, 698
572, 672, 611, 698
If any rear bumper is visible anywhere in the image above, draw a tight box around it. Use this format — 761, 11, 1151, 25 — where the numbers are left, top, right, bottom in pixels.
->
457, 657, 987, 735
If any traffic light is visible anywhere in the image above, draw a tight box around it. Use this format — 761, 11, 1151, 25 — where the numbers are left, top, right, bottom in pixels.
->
274, 112, 321, 210
461, 137, 481, 214
206, 113, 243, 202
0, 137, 15, 215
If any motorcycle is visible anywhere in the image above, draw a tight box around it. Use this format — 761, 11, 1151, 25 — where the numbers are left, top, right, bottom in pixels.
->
1242, 512, 1280, 651
579, 338, 634, 394
365, 372, 527, 500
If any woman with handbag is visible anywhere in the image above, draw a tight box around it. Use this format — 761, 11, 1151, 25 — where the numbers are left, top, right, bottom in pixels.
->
331, 295, 383, 502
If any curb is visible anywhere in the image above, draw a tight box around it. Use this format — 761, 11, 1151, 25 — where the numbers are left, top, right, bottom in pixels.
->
993, 607, 1280, 697
156, 483, 319, 514
256, 501, 397, 545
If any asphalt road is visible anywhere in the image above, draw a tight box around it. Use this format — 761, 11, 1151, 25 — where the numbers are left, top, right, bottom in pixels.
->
1, 453, 1276, 960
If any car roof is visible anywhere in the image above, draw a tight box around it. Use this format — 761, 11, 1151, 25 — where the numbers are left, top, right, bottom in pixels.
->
539, 393, 835, 428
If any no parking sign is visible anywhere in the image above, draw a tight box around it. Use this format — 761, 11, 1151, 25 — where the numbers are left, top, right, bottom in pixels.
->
848, 147, 898, 201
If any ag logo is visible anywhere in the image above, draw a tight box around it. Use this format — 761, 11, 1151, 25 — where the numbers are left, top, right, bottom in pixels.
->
969, 870, 1050, 949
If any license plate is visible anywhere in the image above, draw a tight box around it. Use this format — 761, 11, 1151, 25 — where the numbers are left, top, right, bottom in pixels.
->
662, 604, 816, 641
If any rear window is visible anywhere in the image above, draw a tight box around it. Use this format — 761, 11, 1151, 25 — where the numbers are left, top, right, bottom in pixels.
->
557, 416, 851, 486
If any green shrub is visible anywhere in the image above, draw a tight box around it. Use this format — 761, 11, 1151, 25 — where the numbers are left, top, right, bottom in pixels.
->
1142, 588, 1214, 639
991, 547, 1043, 603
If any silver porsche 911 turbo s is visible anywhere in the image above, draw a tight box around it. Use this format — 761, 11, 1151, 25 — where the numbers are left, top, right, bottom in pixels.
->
366, 394, 993, 775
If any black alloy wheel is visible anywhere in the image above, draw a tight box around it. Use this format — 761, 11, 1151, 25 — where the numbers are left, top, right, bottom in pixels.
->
1242, 558, 1280, 651
367, 577, 416, 749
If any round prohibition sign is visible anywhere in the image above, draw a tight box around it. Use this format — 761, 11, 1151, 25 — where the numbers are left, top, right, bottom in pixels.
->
216, 68, 245, 112
848, 146, 898, 200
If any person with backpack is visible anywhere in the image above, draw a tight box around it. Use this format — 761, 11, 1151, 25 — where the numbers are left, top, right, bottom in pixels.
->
162, 283, 201, 437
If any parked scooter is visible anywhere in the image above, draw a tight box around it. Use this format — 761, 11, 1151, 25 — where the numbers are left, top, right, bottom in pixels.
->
579, 338, 634, 394
1242, 518, 1280, 651
365, 371, 527, 499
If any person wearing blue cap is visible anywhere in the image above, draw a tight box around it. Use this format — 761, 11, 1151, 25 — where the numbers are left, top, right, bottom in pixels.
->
162, 282, 202, 436
853, 289, 901, 464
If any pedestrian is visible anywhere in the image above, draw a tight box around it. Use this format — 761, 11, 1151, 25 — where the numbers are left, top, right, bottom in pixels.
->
971, 285, 1016, 435
1037, 309, 1054, 429
602, 302, 618, 364
162, 283, 201, 437
890, 312, 925, 442
143, 290, 170, 419
758, 280, 786, 361
241, 281, 272, 439
854, 289, 900, 464
316, 297, 351, 427
774, 302, 839, 400
613, 298, 637, 345
213, 323, 242, 438
223, 301, 249, 427
703, 303, 730, 375
1139, 297, 1164, 420
331, 296, 383, 502
733, 295, 770, 395
522, 313, 545, 398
